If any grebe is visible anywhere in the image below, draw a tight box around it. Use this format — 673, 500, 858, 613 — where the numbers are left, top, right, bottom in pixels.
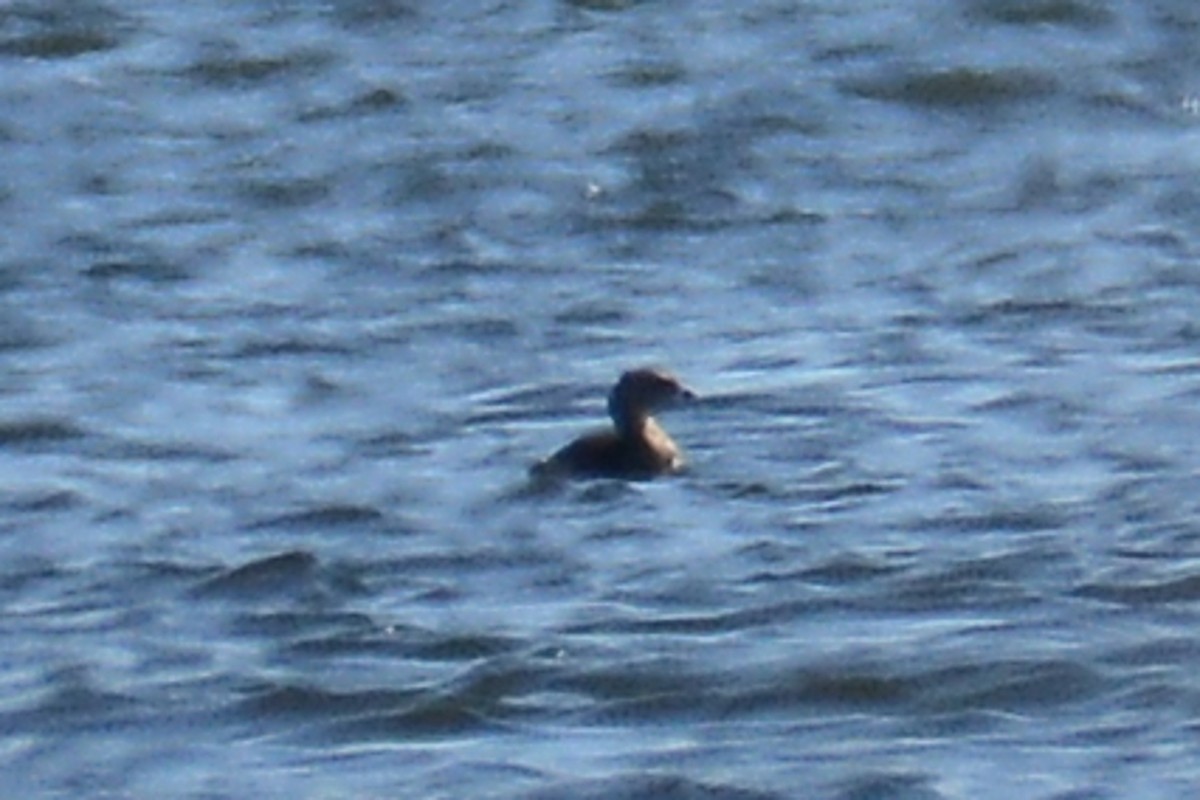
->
531, 367, 696, 480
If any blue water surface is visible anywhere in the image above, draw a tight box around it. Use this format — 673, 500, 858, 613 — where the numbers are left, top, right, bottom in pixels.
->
2, 1, 1200, 798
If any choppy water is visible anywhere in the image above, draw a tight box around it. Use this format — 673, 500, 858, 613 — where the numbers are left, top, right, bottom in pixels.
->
3, 1, 1200, 797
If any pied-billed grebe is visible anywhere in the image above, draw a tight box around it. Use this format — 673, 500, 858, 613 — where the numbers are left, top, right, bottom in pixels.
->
531, 367, 697, 480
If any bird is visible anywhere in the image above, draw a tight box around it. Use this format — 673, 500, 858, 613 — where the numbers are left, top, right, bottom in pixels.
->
531, 367, 696, 480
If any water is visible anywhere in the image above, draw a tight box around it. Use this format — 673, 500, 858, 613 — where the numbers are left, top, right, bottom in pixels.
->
2, 0, 1200, 797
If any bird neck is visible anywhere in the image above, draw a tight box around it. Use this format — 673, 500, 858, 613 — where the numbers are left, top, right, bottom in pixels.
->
608, 391, 649, 439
